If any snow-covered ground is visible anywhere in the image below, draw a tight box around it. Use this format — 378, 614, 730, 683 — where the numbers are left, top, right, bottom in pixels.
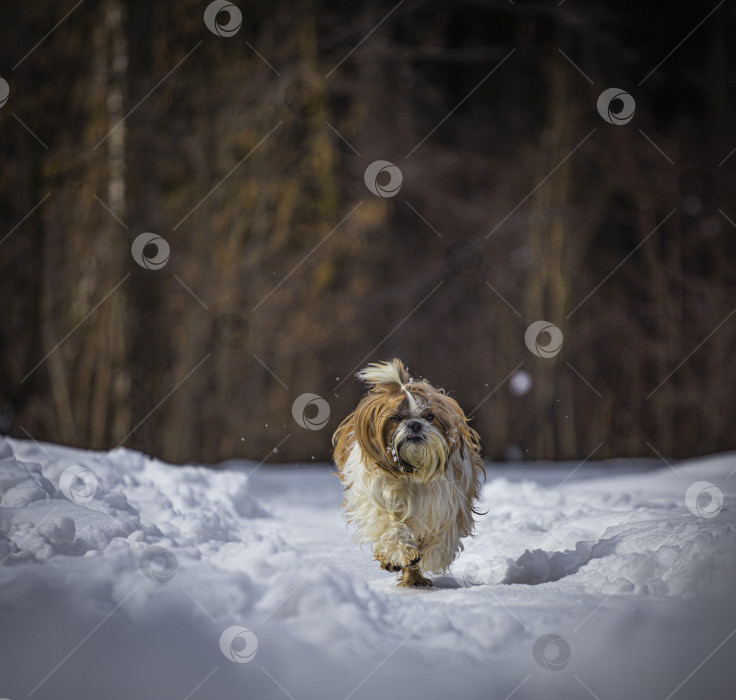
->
1, 436, 734, 700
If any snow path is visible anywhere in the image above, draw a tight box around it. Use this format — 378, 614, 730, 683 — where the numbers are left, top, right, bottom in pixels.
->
1, 436, 735, 700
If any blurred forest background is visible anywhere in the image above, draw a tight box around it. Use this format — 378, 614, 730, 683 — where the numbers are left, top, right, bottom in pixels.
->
1, 0, 735, 465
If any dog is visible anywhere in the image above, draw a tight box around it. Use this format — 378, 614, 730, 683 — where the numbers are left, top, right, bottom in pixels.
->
333, 359, 484, 587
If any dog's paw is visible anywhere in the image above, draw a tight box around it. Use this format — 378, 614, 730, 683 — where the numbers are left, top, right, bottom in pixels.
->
397, 567, 432, 587
378, 546, 421, 572
380, 561, 401, 572
399, 546, 421, 568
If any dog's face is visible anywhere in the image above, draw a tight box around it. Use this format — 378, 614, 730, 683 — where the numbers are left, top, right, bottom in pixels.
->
347, 360, 470, 483
382, 389, 451, 481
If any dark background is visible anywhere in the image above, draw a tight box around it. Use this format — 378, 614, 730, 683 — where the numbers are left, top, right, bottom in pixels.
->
1, 0, 734, 465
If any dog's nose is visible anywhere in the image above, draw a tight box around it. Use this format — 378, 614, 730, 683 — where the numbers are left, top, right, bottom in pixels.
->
407, 420, 423, 435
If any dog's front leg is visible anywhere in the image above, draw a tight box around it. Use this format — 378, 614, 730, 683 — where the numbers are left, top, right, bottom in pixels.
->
372, 521, 431, 586
371, 517, 421, 573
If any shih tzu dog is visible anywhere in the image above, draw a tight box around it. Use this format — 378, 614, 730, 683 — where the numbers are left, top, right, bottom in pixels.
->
333, 359, 484, 587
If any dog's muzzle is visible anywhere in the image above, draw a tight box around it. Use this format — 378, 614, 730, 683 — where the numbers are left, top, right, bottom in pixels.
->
387, 441, 416, 473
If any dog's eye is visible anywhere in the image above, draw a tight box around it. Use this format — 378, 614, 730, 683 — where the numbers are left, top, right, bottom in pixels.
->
390, 414, 402, 423
424, 413, 434, 421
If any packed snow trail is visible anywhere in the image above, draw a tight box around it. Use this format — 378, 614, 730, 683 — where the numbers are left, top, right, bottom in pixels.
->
1, 436, 735, 700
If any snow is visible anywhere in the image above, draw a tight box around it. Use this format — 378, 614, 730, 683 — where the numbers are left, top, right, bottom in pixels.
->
1, 435, 735, 700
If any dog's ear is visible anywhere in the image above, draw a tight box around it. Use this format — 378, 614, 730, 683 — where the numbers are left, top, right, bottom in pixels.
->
356, 358, 411, 389
351, 391, 399, 474
441, 395, 482, 462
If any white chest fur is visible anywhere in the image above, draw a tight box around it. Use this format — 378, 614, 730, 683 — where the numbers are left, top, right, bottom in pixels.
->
340, 443, 476, 572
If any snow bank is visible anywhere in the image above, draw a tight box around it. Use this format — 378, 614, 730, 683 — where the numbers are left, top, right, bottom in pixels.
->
1, 437, 734, 700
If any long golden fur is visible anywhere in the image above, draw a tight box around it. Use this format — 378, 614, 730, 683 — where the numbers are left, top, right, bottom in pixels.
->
333, 359, 485, 587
